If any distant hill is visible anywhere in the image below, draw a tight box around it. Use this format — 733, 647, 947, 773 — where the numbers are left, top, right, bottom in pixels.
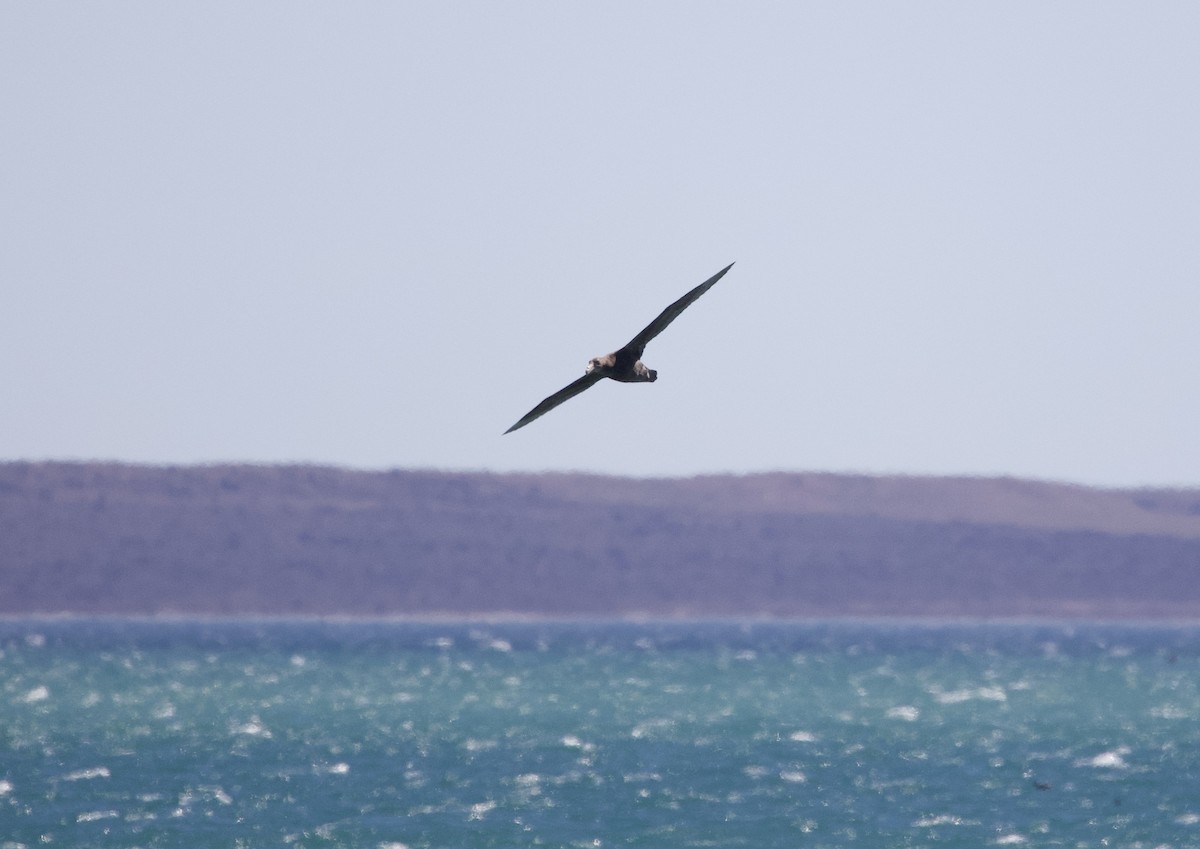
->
2, 462, 1199, 618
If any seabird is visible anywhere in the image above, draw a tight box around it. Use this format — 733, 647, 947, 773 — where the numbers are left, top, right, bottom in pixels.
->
504, 262, 734, 434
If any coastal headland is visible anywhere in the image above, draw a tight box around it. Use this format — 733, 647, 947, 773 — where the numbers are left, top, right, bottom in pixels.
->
3, 462, 1199, 618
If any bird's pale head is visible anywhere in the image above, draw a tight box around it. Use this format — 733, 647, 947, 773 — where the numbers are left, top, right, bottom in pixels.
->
586, 353, 616, 374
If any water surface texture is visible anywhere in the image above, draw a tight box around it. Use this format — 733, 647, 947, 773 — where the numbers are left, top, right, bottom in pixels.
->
2, 619, 1199, 847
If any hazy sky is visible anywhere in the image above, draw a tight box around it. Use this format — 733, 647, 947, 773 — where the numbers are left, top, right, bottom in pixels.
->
3, 3, 1198, 487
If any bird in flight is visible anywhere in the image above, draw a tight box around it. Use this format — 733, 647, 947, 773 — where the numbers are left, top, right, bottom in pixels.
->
504, 262, 735, 434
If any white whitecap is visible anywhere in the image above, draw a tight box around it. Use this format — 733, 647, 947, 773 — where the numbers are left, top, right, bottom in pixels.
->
934, 689, 974, 704
994, 834, 1026, 845
933, 686, 1006, 704
180, 785, 232, 806
779, 770, 807, 783
886, 705, 919, 721
561, 735, 594, 751
379, 843, 410, 849
630, 718, 673, 739
788, 731, 817, 743
1078, 747, 1129, 769
76, 810, 118, 823
21, 686, 49, 704
621, 772, 662, 783
468, 800, 497, 820
1176, 813, 1200, 825
488, 639, 512, 653
0, 780, 12, 795
914, 814, 965, 827
234, 718, 271, 738
63, 767, 110, 781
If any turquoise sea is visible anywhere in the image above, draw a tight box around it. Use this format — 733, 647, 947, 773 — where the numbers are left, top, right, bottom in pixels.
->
2, 619, 1199, 848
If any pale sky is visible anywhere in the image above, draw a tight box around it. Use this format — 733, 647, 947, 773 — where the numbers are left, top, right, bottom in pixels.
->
3, 3, 1198, 488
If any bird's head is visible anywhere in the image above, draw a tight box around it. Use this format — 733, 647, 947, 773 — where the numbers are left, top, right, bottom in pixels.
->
586, 354, 614, 375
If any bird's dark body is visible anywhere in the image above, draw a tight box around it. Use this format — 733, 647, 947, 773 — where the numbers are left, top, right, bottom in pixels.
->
589, 350, 656, 383
504, 262, 733, 433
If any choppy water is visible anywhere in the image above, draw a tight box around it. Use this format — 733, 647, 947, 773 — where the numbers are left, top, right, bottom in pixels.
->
2, 619, 1199, 848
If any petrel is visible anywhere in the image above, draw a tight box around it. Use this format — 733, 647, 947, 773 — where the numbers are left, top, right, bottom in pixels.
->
504, 262, 734, 434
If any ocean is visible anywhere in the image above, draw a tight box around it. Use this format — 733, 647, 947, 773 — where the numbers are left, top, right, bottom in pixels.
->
2, 619, 1198, 848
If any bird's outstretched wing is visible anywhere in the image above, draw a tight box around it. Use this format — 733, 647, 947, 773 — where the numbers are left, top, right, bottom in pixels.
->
620, 262, 735, 359
504, 372, 603, 434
